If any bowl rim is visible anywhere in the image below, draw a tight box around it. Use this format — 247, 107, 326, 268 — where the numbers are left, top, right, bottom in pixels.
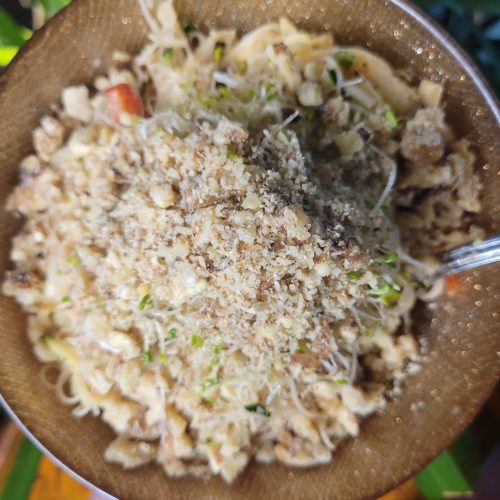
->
0, 0, 498, 498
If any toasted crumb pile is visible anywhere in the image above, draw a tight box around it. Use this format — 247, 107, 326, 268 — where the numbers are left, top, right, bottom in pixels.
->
3, 0, 482, 483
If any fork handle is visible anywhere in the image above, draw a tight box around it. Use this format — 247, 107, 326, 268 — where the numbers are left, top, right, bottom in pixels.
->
435, 235, 500, 277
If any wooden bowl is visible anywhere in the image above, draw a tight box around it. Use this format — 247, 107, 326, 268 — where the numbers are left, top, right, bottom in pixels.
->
0, 1, 498, 498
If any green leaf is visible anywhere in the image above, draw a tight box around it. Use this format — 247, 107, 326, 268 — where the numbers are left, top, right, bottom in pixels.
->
383, 251, 399, 265
67, 256, 80, 267
377, 251, 399, 267
369, 282, 401, 306
138, 293, 153, 311
191, 334, 204, 348
415, 450, 472, 499
165, 327, 177, 340
241, 88, 255, 102
384, 109, 398, 128
162, 47, 174, 63
227, 144, 241, 160
198, 95, 217, 109
297, 339, 310, 354
0, 8, 26, 47
0, 46, 18, 66
213, 42, 225, 64
348, 271, 362, 280
244, 403, 271, 417
200, 377, 220, 391
449, 427, 481, 485
218, 86, 232, 99
0, 438, 42, 500
335, 51, 355, 70
235, 60, 247, 75
265, 82, 278, 101
142, 350, 153, 365
34, 0, 71, 19
327, 68, 338, 86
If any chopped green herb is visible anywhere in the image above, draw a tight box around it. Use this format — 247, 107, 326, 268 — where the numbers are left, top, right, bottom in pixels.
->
348, 107, 356, 122
348, 271, 362, 280
381, 251, 399, 266
61, 295, 72, 303
218, 86, 232, 98
67, 256, 80, 267
297, 339, 310, 354
327, 68, 338, 86
165, 327, 177, 340
41, 334, 53, 343
198, 95, 217, 109
211, 357, 220, 365
191, 334, 204, 348
265, 82, 278, 101
162, 47, 174, 63
214, 344, 221, 355
236, 60, 247, 75
335, 51, 354, 69
143, 350, 153, 365
335, 378, 349, 385
138, 293, 153, 311
213, 42, 225, 64
243, 88, 256, 102
155, 126, 165, 135
227, 144, 242, 160
183, 23, 195, 33
385, 109, 398, 128
201, 377, 220, 391
244, 404, 271, 417
369, 282, 401, 306
159, 353, 168, 363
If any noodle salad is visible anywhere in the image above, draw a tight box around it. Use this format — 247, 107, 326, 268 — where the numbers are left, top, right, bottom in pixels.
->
3, 0, 481, 482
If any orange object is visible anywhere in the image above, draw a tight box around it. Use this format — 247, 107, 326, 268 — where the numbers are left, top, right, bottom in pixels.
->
445, 275, 459, 295
104, 83, 144, 119
379, 478, 422, 500
28, 455, 90, 500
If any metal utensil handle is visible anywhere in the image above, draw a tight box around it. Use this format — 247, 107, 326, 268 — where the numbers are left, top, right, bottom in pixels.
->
436, 235, 500, 277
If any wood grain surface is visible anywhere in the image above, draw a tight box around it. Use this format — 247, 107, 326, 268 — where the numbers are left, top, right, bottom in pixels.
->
0, 0, 498, 499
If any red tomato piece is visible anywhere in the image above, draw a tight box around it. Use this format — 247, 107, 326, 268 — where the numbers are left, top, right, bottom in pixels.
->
104, 83, 145, 120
